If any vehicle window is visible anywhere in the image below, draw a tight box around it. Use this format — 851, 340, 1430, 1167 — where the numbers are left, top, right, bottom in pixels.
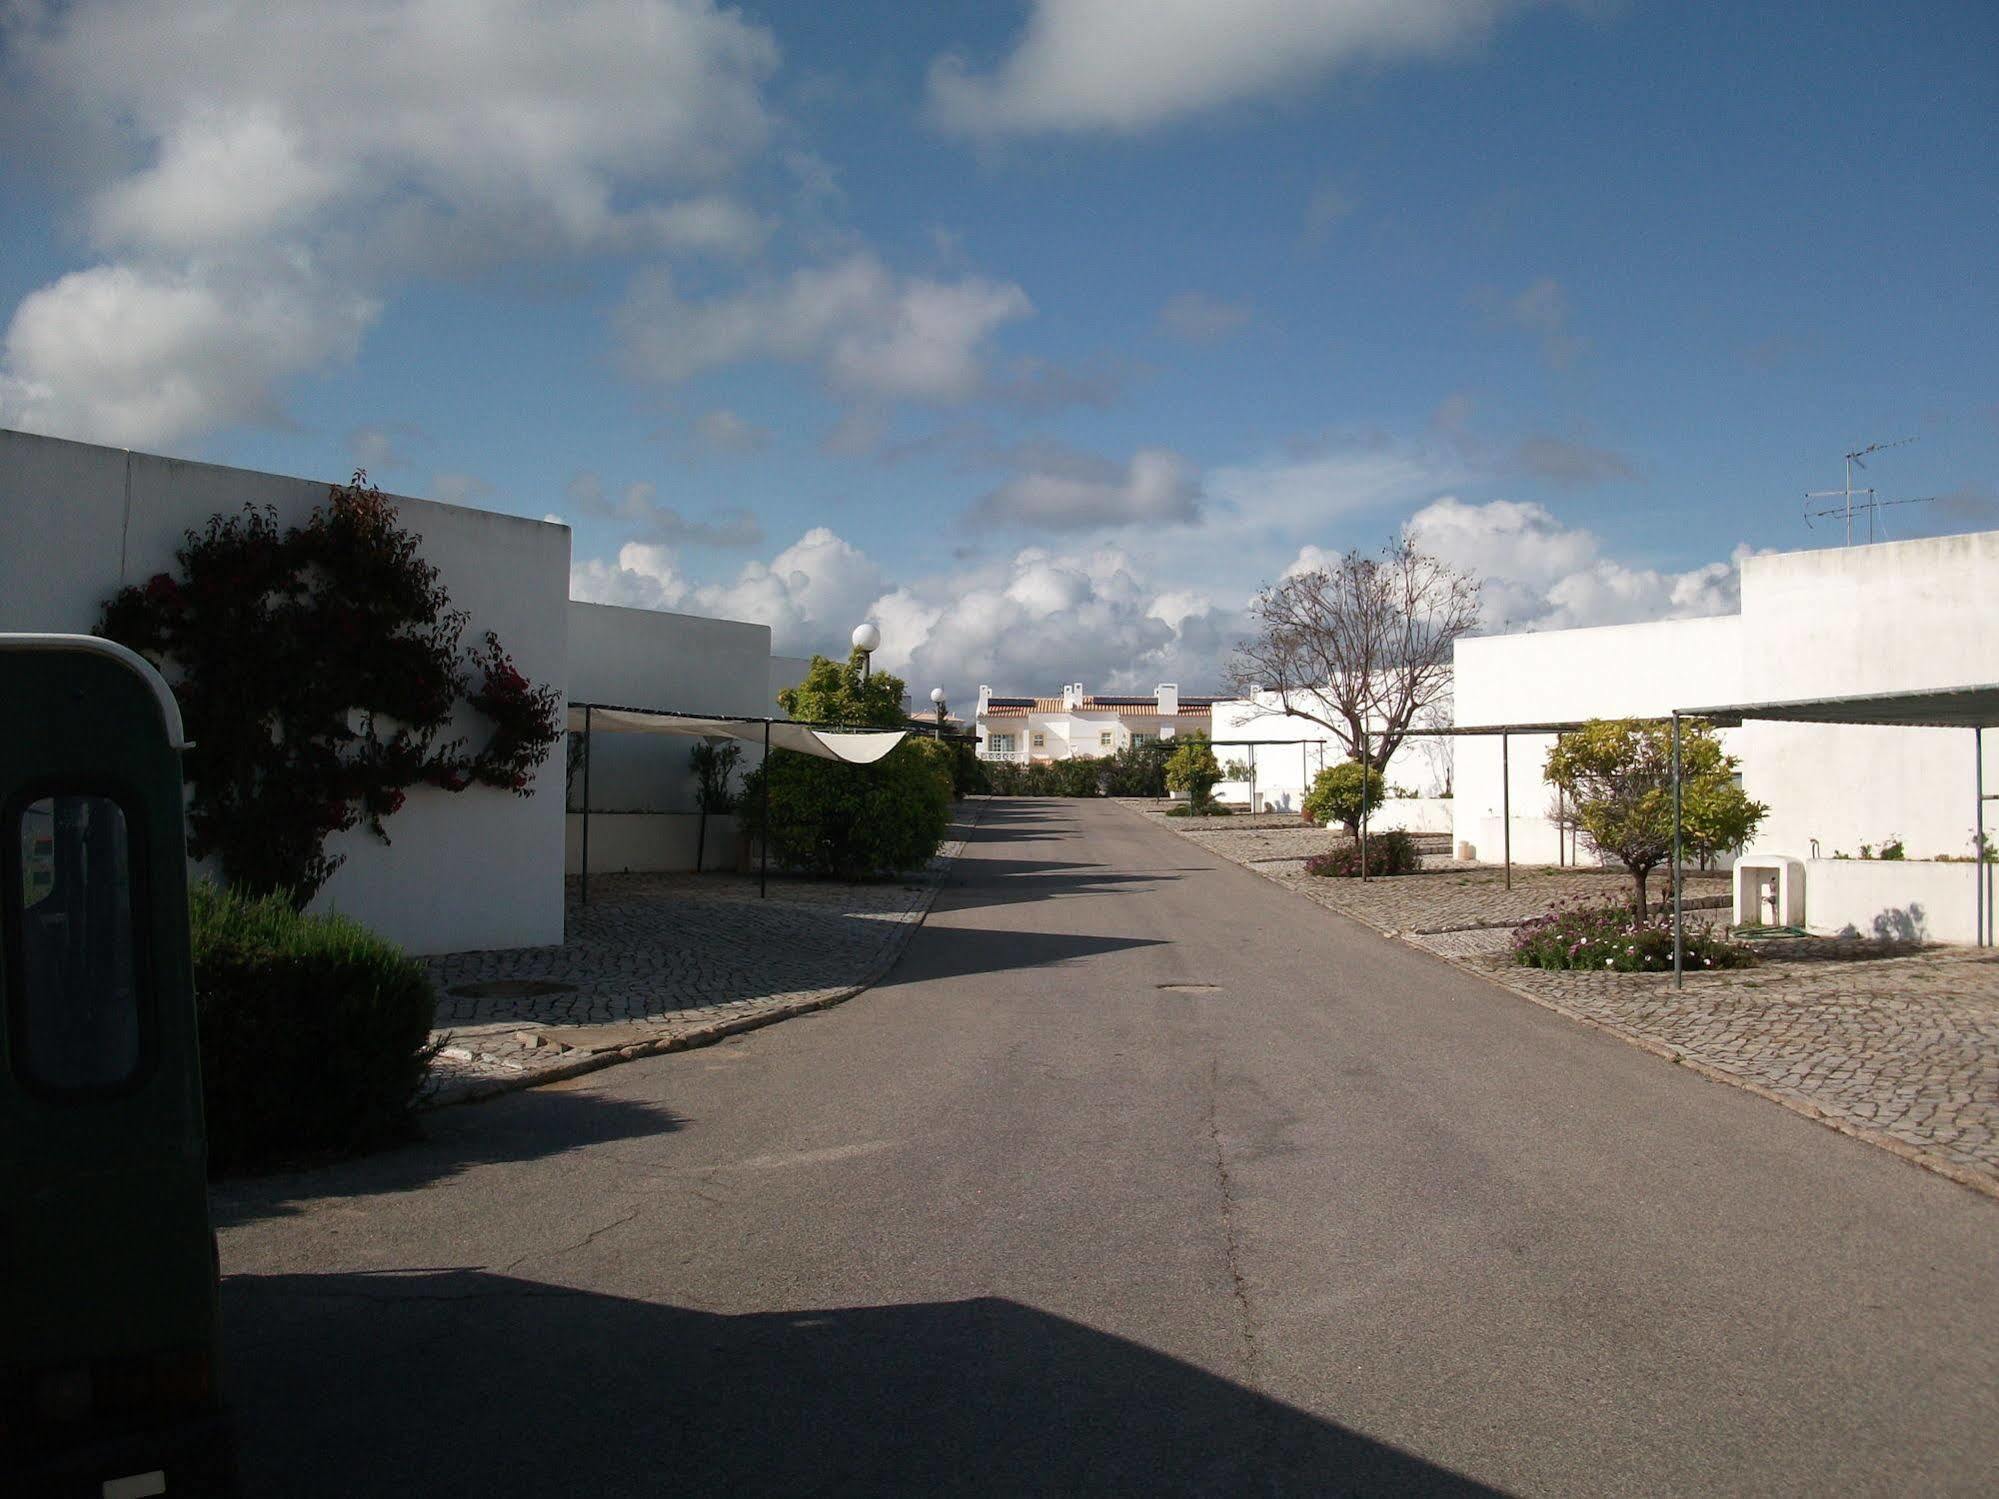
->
10, 794, 144, 1090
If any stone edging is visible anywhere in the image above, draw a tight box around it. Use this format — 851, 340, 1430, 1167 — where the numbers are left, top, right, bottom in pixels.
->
1116, 800, 1999, 1204
424, 801, 985, 1109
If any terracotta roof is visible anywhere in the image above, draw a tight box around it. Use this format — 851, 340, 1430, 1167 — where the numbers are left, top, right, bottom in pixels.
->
980, 691, 1219, 720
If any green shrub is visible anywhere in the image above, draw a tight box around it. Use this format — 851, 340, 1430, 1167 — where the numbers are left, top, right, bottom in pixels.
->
1165, 733, 1223, 810
737, 651, 952, 878
1302, 760, 1386, 835
1304, 830, 1419, 877
1165, 803, 1232, 818
1100, 741, 1171, 797
1510, 897, 1755, 973
190, 881, 438, 1173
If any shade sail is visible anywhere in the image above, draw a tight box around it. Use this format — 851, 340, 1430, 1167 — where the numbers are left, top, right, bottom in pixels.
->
565, 703, 905, 765
1673, 683, 1999, 731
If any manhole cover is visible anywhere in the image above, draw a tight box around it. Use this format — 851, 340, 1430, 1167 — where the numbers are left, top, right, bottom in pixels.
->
1155, 982, 1222, 993
447, 979, 578, 1000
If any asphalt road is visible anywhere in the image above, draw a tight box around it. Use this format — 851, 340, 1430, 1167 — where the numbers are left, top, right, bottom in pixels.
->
214, 798, 1999, 1497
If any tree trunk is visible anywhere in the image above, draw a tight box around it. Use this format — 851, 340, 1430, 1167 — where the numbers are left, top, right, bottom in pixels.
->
1631, 868, 1648, 919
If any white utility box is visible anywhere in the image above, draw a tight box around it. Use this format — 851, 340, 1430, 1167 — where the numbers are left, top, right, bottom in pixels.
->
1734, 856, 1805, 928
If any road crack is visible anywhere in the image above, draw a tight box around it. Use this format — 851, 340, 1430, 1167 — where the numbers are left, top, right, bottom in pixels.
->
501, 1208, 640, 1273
1207, 1057, 1264, 1385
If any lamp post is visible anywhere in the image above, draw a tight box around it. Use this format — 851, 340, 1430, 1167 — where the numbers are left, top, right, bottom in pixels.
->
930, 687, 947, 738
852, 621, 880, 683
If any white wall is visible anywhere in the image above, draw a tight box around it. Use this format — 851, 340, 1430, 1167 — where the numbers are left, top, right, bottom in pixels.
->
1447, 531, 1999, 940
568, 600, 772, 818
770, 654, 813, 712
1210, 693, 1439, 815
1451, 614, 1746, 865
1735, 534, 1999, 865
0, 427, 570, 955
1802, 859, 1986, 946
565, 811, 743, 875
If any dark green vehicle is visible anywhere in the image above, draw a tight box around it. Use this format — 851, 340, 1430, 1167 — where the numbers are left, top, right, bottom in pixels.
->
1, 635, 230, 1496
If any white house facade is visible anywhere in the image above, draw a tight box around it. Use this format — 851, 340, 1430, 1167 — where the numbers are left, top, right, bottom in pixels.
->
1452, 529, 1999, 943
974, 683, 1220, 761
1, 427, 796, 955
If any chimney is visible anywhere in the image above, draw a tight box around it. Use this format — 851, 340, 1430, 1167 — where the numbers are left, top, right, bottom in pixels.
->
1155, 682, 1179, 717
976, 684, 992, 718
1063, 682, 1083, 711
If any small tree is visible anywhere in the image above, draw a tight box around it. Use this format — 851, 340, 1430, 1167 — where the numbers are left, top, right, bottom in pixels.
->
1229, 537, 1479, 772
1164, 734, 1223, 811
738, 650, 950, 878
689, 740, 741, 872
1543, 719, 1766, 917
97, 472, 561, 906
1302, 760, 1387, 836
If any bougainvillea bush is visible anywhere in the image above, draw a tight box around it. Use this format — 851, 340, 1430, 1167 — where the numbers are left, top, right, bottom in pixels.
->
1304, 830, 1420, 877
98, 473, 562, 906
1510, 897, 1755, 973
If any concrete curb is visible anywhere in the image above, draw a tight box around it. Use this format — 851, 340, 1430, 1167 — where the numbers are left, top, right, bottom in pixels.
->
1119, 799, 1999, 1205
423, 800, 987, 1110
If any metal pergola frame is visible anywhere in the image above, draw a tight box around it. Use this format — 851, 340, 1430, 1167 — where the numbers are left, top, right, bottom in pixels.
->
569, 701, 906, 904
1404, 685, 1999, 977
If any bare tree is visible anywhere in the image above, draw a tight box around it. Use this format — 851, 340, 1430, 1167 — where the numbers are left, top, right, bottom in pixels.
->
1228, 538, 1479, 773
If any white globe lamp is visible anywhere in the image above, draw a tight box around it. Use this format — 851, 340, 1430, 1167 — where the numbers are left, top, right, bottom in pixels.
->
851, 620, 881, 681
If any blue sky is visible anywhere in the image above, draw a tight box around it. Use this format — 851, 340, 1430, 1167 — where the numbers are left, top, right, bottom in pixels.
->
2, 0, 1994, 701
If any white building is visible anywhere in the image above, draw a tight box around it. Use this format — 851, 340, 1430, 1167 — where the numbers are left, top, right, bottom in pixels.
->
1, 427, 793, 955
1207, 692, 1449, 828
1452, 529, 1999, 943
974, 683, 1220, 761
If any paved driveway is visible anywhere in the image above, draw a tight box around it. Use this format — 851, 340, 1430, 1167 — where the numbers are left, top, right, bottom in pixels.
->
215, 798, 1999, 1496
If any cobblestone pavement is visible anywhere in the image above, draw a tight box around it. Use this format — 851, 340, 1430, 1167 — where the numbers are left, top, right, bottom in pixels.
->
419, 807, 979, 1105
1127, 800, 1999, 1197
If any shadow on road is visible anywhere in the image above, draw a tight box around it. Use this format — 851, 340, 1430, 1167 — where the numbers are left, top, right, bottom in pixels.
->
876, 923, 1167, 988
223, 1270, 1499, 1498
209, 1089, 687, 1230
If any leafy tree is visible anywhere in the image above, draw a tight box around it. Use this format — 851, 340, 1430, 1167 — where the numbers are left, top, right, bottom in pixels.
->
1302, 760, 1387, 836
1229, 538, 1478, 772
1164, 733, 1224, 811
1100, 741, 1172, 797
738, 650, 950, 878
97, 472, 561, 906
689, 740, 741, 872
1543, 718, 1766, 918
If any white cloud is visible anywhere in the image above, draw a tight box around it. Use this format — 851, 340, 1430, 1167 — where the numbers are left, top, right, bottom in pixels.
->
0, 262, 377, 446
692, 407, 771, 455
970, 447, 1200, 531
0, 0, 781, 445
617, 252, 1033, 404
1492, 276, 1585, 369
571, 527, 1242, 704
1158, 291, 1252, 343
928, 0, 1539, 136
1206, 445, 1462, 536
1403, 496, 1743, 631
563, 471, 762, 545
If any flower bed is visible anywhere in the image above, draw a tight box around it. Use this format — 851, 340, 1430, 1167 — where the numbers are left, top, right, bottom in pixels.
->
1511, 896, 1755, 973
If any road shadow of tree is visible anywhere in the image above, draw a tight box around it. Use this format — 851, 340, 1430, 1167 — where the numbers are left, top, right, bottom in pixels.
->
223, 1271, 1501, 1498
208, 1088, 686, 1230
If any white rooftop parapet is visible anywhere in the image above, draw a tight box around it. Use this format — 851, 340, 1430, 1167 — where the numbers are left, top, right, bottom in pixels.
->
1155, 682, 1179, 716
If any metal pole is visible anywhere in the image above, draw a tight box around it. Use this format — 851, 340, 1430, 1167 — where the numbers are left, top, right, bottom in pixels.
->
1359, 732, 1370, 882
580, 705, 592, 907
1501, 731, 1511, 891
1673, 713, 1684, 988
1978, 726, 1987, 947
760, 719, 770, 900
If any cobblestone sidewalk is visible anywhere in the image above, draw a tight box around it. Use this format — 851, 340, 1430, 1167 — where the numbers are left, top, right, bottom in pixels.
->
1126, 800, 1999, 1199
420, 806, 980, 1106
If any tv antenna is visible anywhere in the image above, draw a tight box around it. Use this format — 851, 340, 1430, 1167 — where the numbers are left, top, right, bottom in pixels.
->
1803, 437, 1931, 544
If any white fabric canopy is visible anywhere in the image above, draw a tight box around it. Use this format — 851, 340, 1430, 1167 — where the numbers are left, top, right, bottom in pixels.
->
566, 704, 905, 765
